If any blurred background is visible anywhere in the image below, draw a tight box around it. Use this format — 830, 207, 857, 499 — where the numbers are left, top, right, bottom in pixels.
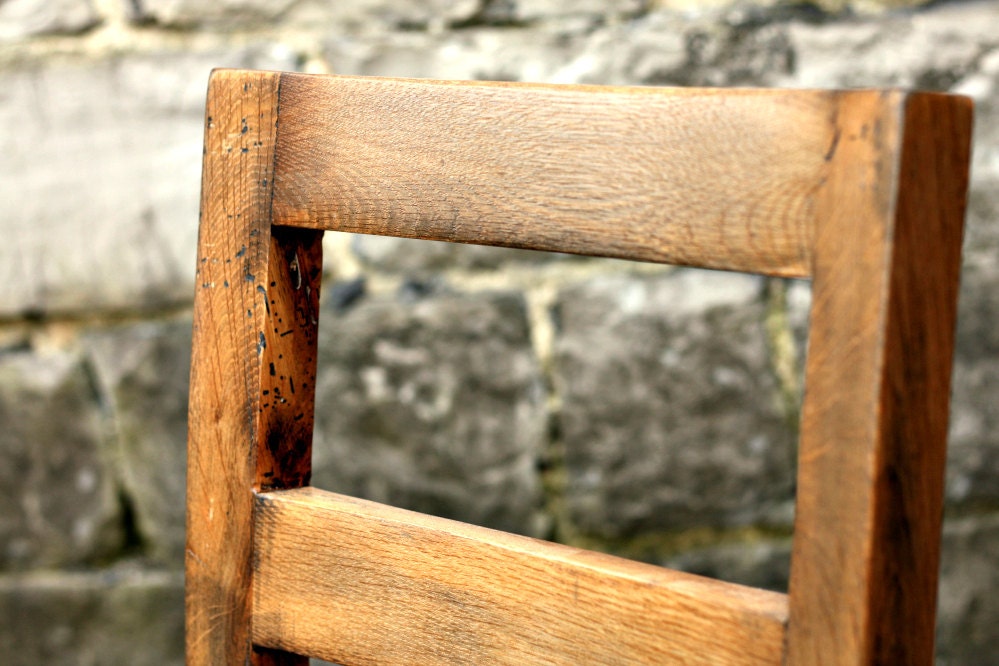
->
0, 0, 997, 663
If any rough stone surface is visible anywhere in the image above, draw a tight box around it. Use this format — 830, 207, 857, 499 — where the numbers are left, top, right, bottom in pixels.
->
135, 0, 481, 29
0, 0, 98, 42
664, 538, 792, 593
800, 0, 941, 16
784, 278, 811, 367
944, 48, 999, 512
312, 284, 547, 536
482, 0, 645, 22
0, 48, 297, 318
84, 319, 192, 564
286, 0, 480, 30
352, 234, 564, 273
937, 515, 999, 664
947, 263, 999, 507
324, 11, 795, 87
324, 24, 580, 82
0, 1, 998, 663
589, 10, 794, 87
554, 269, 797, 539
0, 567, 184, 666
0, 350, 122, 571
785, 1, 999, 90
131, 0, 296, 27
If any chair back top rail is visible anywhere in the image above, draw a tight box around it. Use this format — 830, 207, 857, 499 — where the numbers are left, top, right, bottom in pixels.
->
269, 72, 857, 277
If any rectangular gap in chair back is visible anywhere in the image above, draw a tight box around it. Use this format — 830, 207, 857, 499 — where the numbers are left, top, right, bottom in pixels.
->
270, 73, 842, 278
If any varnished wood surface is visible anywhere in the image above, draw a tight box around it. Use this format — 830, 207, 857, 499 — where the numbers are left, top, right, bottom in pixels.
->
786, 91, 972, 664
270, 73, 840, 277
252, 487, 788, 665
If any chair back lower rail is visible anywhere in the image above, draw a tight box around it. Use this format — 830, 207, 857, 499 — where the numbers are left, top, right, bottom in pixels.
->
252, 487, 788, 665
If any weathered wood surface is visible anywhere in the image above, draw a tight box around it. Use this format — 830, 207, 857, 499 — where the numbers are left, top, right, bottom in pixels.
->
253, 487, 788, 665
270, 73, 840, 277
255, 224, 323, 493
187, 70, 972, 665
786, 91, 972, 665
186, 69, 322, 666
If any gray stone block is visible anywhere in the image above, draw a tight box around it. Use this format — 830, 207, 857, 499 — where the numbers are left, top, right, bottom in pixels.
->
807, 0, 935, 14
352, 234, 565, 273
664, 538, 791, 593
947, 264, 999, 508
312, 284, 547, 536
129, 0, 295, 27
961, 81, 999, 274
84, 318, 192, 564
964, 181, 999, 273
324, 24, 581, 82
0, 49, 297, 319
620, 11, 794, 87
289, 0, 480, 30
0, 567, 184, 666
938, 514, 999, 664
0, 0, 98, 42
136, 0, 480, 29
322, 11, 793, 87
482, 0, 645, 22
553, 270, 796, 539
784, 278, 811, 369
786, 2, 999, 90
0, 350, 122, 571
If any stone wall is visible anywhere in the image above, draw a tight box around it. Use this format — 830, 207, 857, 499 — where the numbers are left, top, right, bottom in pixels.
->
1, 0, 997, 663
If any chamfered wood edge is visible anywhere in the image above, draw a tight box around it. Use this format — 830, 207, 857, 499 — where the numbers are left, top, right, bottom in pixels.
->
251, 487, 788, 665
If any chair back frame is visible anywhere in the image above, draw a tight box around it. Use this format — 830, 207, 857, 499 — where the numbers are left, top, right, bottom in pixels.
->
186, 70, 972, 665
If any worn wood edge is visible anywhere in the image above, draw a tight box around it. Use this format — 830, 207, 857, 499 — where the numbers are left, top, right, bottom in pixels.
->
186, 68, 282, 665
267, 71, 858, 278
786, 90, 972, 665
215, 67, 850, 98
186, 69, 315, 666
787, 88, 907, 666
252, 487, 788, 665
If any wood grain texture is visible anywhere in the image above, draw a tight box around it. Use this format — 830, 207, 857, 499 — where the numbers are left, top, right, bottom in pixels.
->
250, 222, 323, 666
186, 69, 320, 666
252, 487, 788, 665
255, 225, 323, 492
270, 73, 840, 277
188, 70, 972, 666
786, 91, 972, 665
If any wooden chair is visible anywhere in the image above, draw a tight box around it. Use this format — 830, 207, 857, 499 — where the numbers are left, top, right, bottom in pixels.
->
186, 70, 973, 665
